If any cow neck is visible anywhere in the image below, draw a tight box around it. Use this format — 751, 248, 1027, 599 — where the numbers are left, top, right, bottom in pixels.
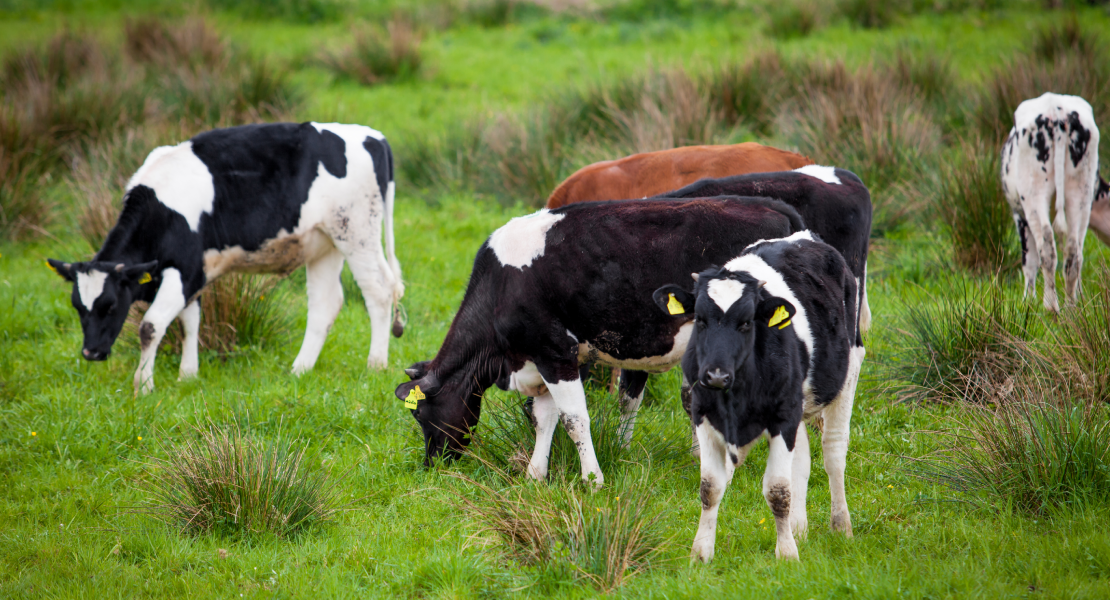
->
429, 280, 504, 402
93, 198, 151, 266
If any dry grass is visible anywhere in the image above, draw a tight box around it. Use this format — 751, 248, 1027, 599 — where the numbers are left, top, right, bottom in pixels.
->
141, 421, 346, 537
449, 455, 672, 592
937, 136, 1017, 271
320, 17, 424, 85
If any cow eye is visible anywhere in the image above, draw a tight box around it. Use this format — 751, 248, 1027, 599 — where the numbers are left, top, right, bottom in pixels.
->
738, 320, 752, 332
695, 317, 707, 330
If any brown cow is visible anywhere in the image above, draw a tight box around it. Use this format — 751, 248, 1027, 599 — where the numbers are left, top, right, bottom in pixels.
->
546, 143, 814, 208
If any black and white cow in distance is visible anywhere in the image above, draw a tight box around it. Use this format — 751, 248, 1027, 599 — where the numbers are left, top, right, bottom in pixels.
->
394, 197, 804, 487
653, 232, 864, 561
656, 165, 872, 336
47, 122, 405, 394
1001, 92, 1103, 312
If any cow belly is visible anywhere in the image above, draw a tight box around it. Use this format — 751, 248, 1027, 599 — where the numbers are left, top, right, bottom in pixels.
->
203, 228, 333, 279
577, 323, 692, 373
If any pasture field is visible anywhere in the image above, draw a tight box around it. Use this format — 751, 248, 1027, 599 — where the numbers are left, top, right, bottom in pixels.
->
3, 1, 1110, 598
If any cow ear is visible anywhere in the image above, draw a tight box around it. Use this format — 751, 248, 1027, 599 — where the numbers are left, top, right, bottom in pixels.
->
46, 259, 77, 282
395, 371, 440, 401
653, 285, 695, 316
756, 297, 796, 329
122, 261, 158, 284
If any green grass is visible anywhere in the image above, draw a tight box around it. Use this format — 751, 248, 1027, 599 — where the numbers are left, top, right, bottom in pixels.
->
3, 2, 1110, 598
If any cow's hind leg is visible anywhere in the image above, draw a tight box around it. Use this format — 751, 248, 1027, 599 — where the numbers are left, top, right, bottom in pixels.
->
292, 248, 345, 375
691, 422, 736, 563
1014, 212, 1040, 300
1062, 167, 1096, 306
617, 370, 649, 449
178, 299, 200, 380
823, 345, 864, 536
134, 268, 187, 395
344, 247, 397, 369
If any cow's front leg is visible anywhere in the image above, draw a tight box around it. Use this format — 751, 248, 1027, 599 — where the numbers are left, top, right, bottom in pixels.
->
691, 421, 735, 563
134, 268, 187, 395
178, 300, 200, 380
527, 390, 559, 481
544, 376, 603, 488
617, 370, 649, 449
764, 433, 798, 560
293, 248, 345, 375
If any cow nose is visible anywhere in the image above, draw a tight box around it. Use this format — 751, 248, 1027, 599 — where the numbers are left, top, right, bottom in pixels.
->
704, 368, 731, 389
82, 348, 108, 361
82, 348, 90, 358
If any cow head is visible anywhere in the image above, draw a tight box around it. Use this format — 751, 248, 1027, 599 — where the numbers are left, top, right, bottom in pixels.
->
654, 267, 794, 391
47, 259, 158, 361
395, 360, 483, 465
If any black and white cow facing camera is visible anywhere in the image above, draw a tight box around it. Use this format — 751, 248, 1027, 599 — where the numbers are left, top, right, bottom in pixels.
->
655, 231, 865, 562
48, 122, 405, 394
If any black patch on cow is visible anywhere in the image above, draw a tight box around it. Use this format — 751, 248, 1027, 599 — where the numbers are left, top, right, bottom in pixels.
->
1067, 111, 1091, 168
729, 451, 739, 465
700, 478, 714, 509
363, 135, 392, 201
1031, 115, 1053, 163
139, 321, 155, 349
1017, 216, 1029, 265
766, 483, 790, 518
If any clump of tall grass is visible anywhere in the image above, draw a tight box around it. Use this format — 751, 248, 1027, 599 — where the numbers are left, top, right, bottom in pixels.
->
918, 384, 1110, 515
320, 17, 424, 85
450, 455, 672, 592
937, 137, 1017, 271
888, 280, 1044, 403
766, 1, 824, 39
837, 0, 906, 28
1045, 265, 1110, 404
141, 422, 346, 537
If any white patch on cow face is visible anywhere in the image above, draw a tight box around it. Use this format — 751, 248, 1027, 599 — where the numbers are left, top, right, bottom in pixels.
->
127, 141, 215, 232
793, 165, 841, 185
707, 278, 745, 312
76, 270, 108, 310
723, 253, 814, 376
488, 209, 566, 269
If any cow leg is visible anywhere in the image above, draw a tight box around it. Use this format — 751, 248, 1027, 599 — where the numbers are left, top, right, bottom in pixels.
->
292, 248, 345, 375
691, 421, 735, 563
790, 421, 811, 540
1014, 213, 1040, 299
681, 375, 699, 458
764, 433, 798, 560
1062, 171, 1095, 306
823, 345, 864, 536
527, 390, 559, 481
858, 262, 871, 335
134, 268, 187, 395
617, 370, 649, 449
178, 299, 200, 381
545, 377, 604, 488
344, 246, 397, 369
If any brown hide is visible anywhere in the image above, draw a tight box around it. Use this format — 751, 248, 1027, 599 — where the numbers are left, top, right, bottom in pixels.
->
545, 143, 814, 209
1091, 194, 1110, 247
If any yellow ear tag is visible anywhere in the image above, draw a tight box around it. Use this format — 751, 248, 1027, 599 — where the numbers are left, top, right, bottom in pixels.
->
404, 385, 425, 409
45, 261, 57, 274
768, 305, 791, 329
666, 293, 684, 315
138, 272, 152, 285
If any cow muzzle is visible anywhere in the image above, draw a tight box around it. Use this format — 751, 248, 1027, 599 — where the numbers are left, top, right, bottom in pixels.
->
82, 348, 110, 361
702, 368, 732, 390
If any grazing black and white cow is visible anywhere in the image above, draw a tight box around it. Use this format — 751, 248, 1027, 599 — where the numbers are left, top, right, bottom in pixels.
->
394, 197, 804, 487
1001, 92, 1101, 312
656, 165, 872, 334
653, 231, 864, 561
48, 122, 405, 394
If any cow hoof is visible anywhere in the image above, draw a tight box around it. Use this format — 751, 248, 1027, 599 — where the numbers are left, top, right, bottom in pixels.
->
791, 515, 809, 541
831, 511, 853, 537
178, 369, 198, 381
291, 363, 311, 376
690, 543, 714, 564
775, 542, 800, 561
367, 358, 387, 370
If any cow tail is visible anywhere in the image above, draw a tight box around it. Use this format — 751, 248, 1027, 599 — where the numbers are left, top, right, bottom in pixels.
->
1054, 110, 1068, 234
382, 139, 405, 336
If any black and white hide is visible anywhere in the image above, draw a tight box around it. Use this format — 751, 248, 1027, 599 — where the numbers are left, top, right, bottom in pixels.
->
1001, 92, 1102, 312
656, 165, 872, 336
394, 197, 805, 488
47, 122, 404, 394
654, 232, 865, 561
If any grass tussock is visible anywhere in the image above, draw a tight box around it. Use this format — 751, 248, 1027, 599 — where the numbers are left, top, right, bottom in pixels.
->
142, 421, 345, 537
320, 17, 424, 85
0, 19, 296, 241
938, 137, 1017, 271
450, 455, 672, 592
